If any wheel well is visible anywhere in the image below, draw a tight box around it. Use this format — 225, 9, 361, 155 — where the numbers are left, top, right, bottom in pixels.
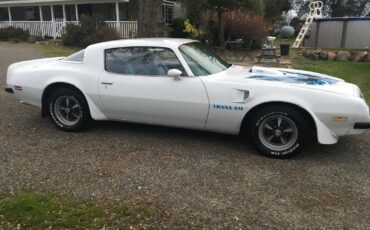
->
240, 102, 317, 137
41, 83, 85, 117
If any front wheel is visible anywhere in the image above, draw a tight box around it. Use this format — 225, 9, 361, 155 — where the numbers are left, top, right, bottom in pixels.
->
48, 88, 91, 132
248, 106, 311, 159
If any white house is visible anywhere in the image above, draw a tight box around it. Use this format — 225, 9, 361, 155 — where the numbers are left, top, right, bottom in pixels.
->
0, 0, 184, 39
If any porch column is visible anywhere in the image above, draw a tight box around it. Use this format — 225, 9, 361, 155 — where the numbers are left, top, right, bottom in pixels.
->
50, 5, 55, 21
51, 5, 56, 39
39, 6, 44, 37
115, 1, 120, 32
7, 7, 12, 22
75, 4, 79, 21
39, 6, 43, 21
62, 4, 66, 23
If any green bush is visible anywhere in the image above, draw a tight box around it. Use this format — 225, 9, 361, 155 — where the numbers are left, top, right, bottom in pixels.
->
62, 14, 119, 47
0, 27, 29, 41
62, 24, 85, 46
79, 14, 106, 35
169, 18, 188, 38
80, 27, 120, 47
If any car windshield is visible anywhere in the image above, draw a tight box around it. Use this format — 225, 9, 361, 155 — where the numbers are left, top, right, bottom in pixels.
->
64, 50, 85, 62
179, 42, 231, 76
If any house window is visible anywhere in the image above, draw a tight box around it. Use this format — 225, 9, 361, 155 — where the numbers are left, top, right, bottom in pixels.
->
11, 6, 40, 21
65, 5, 77, 21
41, 6, 52, 21
0, 7, 9, 21
25, 8, 35, 20
162, 1, 174, 25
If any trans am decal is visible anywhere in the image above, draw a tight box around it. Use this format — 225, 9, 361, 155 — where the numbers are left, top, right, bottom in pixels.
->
248, 73, 338, 86
212, 105, 244, 111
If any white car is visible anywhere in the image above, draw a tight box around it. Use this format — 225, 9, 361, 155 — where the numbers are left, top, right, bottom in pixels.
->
5, 38, 370, 158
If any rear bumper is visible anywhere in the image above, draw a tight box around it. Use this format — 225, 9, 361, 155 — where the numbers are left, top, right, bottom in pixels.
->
4, 87, 14, 94
354, 123, 370, 129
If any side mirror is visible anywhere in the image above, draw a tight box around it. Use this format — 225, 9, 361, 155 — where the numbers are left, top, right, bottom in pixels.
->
167, 69, 182, 79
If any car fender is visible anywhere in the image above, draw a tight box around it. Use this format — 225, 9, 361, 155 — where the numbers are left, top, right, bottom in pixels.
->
43, 77, 107, 121
244, 94, 338, 145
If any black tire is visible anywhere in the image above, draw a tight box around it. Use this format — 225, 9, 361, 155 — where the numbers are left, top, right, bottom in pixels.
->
48, 88, 91, 132
247, 106, 312, 159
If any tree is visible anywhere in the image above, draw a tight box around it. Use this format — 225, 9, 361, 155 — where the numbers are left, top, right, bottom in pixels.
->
204, 0, 244, 47
181, 0, 265, 47
137, 0, 164, 37
295, 0, 370, 18
181, 0, 206, 25
264, 0, 292, 22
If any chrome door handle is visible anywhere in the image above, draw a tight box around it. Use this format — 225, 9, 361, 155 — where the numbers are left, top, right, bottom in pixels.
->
101, 82, 113, 85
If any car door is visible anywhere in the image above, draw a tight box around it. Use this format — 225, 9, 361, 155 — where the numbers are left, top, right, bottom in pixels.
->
98, 46, 210, 129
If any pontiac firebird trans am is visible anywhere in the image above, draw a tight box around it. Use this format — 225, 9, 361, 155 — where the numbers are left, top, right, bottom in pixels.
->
5, 38, 370, 158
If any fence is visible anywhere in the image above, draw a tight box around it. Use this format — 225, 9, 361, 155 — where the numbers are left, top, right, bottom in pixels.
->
0, 20, 138, 39
305, 17, 370, 49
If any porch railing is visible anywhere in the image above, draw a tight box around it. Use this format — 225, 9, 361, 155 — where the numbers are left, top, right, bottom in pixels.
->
0, 20, 138, 39
105, 21, 138, 39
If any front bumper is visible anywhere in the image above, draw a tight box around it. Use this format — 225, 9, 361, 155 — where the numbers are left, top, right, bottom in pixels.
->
4, 87, 14, 94
354, 123, 370, 129
354, 106, 370, 129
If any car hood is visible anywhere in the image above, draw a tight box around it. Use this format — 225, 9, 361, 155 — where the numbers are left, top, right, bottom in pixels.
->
212, 65, 358, 97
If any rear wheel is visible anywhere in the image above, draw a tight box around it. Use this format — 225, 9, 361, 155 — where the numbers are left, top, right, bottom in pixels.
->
48, 88, 91, 132
248, 106, 311, 159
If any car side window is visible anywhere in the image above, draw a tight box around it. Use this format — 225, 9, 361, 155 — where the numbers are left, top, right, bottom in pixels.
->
105, 47, 187, 76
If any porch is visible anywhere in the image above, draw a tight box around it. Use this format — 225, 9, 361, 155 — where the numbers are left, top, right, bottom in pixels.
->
0, 0, 178, 39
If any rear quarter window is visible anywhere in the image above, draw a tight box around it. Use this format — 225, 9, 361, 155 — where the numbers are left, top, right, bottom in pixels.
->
64, 50, 85, 62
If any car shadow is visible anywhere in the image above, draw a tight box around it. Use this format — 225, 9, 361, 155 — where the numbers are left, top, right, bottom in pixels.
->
23, 112, 369, 164
90, 120, 368, 163
92, 120, 257, 156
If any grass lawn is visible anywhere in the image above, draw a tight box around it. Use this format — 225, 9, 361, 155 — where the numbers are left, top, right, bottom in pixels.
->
291, 52, 370, 104
0, 193, 195, 229
34, 43, 80, 57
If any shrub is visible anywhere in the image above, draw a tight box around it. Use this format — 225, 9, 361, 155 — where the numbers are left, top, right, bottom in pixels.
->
80, 27, 120, 47
79, 14, 106, 35
202, 9, 268, 49
184, 19, 205, 41
169, 18, 188, 38
290, 17, 303, 35
62, 14, 118, 47
0, 27, 29, 41
62, 24, 85, 46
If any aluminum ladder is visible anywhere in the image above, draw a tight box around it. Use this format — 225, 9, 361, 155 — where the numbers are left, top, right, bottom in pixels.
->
292, 1, 323, 48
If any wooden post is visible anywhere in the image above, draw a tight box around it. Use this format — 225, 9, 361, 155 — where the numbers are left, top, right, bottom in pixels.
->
51, 5, 56, 39
314, 20, 321, 48
115, 0, 120, 34
341, 19, 348, 49
75, 4, 79, 21
8, 7, 12, 21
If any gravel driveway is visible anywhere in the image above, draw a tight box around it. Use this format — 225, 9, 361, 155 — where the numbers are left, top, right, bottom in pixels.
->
0, 42, 369, 229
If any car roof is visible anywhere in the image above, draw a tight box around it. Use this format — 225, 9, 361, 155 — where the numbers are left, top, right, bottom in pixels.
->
88, 38, 198, 50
